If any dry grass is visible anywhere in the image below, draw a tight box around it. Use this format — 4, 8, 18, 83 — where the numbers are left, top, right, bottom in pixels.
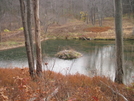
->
0, 18, 134, 50
83, 27, 112, 32
0, 68, 133, 101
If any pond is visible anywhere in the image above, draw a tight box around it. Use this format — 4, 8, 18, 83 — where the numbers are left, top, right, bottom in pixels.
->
0, 39, 134, 85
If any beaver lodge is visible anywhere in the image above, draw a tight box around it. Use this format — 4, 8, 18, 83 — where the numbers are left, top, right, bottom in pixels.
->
55, 49, 82, 59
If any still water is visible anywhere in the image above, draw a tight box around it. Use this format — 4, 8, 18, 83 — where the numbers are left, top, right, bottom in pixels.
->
0, 39, 134, 85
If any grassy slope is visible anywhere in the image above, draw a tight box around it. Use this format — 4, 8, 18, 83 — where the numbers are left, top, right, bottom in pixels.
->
0, 18, 134, 100
0, 68, 133, 101
0, 18, 134, 51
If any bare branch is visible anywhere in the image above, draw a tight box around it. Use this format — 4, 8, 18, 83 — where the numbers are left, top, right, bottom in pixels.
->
44, 87, 59, 101
100, 80, 128, 101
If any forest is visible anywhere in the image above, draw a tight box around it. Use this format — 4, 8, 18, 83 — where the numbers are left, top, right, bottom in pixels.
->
0, 0, 133, 31
0, 0, 134, 101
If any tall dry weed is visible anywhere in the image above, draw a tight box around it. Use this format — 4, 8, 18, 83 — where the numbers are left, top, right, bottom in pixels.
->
0, 68, 133, 101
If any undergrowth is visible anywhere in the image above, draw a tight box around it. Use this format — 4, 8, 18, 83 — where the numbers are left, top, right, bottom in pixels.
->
0, 68, 133, 101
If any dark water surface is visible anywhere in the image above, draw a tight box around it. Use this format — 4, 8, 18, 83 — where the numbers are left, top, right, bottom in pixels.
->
0, 39, 134, 85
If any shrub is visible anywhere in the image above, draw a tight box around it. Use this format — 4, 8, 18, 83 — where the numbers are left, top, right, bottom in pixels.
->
0, 68, 133, 101
4, 29, 10, 32
18, 27, 24, 31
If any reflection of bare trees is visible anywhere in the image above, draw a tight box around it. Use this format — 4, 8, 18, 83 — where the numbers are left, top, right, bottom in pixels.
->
86, 46, 115, 78
85, 44, 134, 84
124, 45, 134, 84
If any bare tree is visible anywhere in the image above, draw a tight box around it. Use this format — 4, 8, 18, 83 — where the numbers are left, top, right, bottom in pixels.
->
33, 0, 43, 77
19, 0, 35, 78
20, 0, 43, 78
114, 0, 124, 84
1, 0, 126, 31
0, 26, 1, 42
97, 0, 104, 26
132, 28, 134, 35
27, 0, 35, 66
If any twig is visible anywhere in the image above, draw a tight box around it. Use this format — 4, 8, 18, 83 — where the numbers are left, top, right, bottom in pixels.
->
100, 80, 128, 101
28, 87, 59, 101
28, 97, 36, 101
43, 87, 59, 101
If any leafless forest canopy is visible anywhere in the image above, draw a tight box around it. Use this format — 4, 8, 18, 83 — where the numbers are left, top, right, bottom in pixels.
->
0, 0, 133, 31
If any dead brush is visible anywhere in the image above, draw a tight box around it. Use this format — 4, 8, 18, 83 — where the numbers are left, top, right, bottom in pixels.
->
0, 68, 134, 101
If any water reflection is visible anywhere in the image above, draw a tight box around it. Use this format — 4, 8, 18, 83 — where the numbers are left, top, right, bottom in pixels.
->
42, 46, 116, 79
0, 60, 28, 68
0, 40, 134, 85
43, 56, 88, 75
85, 46, 115, 80
41, 45, 133, 85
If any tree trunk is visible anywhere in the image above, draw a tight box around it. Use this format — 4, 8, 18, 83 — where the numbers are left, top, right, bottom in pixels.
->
0, 26, 1, 42
19, 0, 35, 78
132, 28, 134, 35
114, 0, 124, 84
112, 0, 115, 17
90, 6, 96, 26
27, 0, 35, 68
33, 0, 43, 77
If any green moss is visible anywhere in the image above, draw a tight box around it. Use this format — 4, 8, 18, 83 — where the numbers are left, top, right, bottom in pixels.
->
4, 29, 10, 32
0, 41, 19, 46
18, 27, 24, 30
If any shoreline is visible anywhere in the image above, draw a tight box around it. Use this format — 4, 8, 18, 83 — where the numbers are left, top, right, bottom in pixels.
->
1, 37, 134, 51
0, 44, 25, 51
0, 18, 133, 51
